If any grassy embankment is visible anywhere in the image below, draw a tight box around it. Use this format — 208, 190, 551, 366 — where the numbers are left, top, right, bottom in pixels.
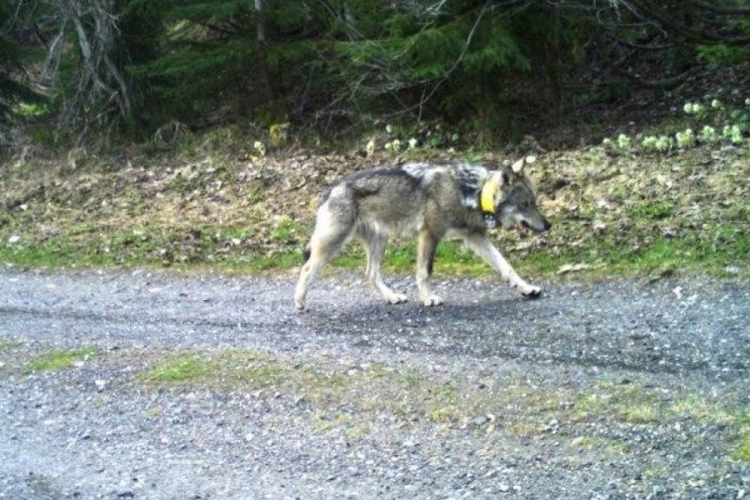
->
1, 129, 748, 280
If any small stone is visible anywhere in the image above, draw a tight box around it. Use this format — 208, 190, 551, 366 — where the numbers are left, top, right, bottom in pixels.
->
472, 416, 488, 427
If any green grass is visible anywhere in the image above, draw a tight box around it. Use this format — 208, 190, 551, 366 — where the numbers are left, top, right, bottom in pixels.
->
514, 229, 750, 278
26, 348, 97, 372
137, 349, 749, 459
142, 351, 311, 390
270, 217, 306, 243
628, 201, 675, 220
0, 341, 21, 354
732, 410, 750, 462
134, 349, 750, 465
573, 382, 664, 423
141, 353, 209, 383
1, 221, 748, 279
333, 241, 487, 275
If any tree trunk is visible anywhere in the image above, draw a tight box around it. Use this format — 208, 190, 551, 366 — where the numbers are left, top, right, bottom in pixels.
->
253, 0, 276, 116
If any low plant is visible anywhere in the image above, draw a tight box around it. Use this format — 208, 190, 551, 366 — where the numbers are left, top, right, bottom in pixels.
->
608, 97, 749, 154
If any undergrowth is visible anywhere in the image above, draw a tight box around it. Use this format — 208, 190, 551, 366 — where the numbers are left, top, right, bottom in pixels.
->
0, 103, 748, 279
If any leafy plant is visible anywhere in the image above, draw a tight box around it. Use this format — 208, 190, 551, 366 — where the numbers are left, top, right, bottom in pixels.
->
607, 97, 748, 155
675, 128, 696, 149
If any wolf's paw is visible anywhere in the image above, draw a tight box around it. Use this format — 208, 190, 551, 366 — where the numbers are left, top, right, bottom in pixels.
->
385, 293, 408, 305
294, 296, 307, 311
421, 294, 444, 307
521, 286, 542, 299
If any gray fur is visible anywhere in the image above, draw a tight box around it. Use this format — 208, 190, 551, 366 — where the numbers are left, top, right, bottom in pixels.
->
295, 158, 550, 310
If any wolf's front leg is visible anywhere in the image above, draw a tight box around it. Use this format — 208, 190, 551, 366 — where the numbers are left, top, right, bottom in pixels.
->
463, 234, 542, 298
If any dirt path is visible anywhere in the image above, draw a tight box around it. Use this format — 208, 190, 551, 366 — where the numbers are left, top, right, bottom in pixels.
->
1, 268, 749, 499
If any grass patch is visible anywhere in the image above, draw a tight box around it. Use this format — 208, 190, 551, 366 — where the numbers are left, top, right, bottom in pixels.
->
270, 217, 306, 244
141, 350, 330, 393
26, 348, 97, 373
628, 201, 675, 220
669, 396, 735, 424
0, 341, 21, 354
140, 349, 536, 427
625, 404, 660, 424
141, 353, 211, 383
732, 438, 750, 462
623, 230, 750, 274
137, 350, 737, 434
2, 228, 747, 281
0, 225, 305, 273
136, 348, 750, 464
2, 143, 749, 279
331, 240, 487, 276
731, 410, 750, 462
574, 382, 665, 424
570, 436, 598, 450
2, 217, 747, 279
517, 229, 750, 278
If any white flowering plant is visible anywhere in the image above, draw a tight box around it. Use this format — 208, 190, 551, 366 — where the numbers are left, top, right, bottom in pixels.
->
699, 125, 717, 144
640, 135, 673, 153
675, 128, 695, 149
723, 124, 744, 144
683, 102, 708, 120
617, 134, 631, 151
253, 141, 267, 157
604, 97, 748, 155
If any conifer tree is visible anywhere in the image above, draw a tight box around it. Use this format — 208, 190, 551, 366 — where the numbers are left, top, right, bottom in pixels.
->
0, 0, 45, 124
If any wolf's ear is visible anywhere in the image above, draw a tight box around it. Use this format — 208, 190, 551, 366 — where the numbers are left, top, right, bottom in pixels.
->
511, 155, 535, 174
511, 158, 525, 174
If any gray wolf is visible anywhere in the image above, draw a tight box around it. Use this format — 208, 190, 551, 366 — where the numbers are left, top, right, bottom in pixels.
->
295, 156, 551, 310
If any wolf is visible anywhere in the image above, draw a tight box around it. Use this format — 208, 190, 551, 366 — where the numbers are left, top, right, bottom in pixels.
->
294, 156, 551, 310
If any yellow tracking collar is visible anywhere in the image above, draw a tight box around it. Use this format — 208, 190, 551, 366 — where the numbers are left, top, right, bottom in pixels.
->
480, 173, 502, 213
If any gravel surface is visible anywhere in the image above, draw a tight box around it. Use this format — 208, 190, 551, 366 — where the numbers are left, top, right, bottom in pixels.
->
1, 267, 749, 499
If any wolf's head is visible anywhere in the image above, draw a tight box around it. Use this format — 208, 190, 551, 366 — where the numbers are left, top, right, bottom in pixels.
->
492, 157, 551, 233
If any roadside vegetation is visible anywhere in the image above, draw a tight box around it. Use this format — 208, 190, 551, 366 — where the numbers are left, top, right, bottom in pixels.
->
4, 342, 748, 465
24, 347, 97, 373
2, 0, 749, 280
1, 106, 748, 280
138, 348, 745, 442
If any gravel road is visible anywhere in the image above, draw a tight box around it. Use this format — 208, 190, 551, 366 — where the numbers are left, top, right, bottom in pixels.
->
1, 267, 749, 500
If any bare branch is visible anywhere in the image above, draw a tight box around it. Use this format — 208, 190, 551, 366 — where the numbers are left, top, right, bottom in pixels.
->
688, 0, 750, 15
614, 66, 697, 89
630, 0, 750, 45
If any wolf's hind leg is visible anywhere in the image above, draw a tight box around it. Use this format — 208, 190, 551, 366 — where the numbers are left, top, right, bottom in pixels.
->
295, 207, 352, 310
360, 230, 407, 304
416, 230, 443, 306
462, 233, 541, 297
